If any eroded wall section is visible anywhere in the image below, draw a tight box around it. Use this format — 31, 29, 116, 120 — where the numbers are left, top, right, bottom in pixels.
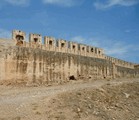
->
0, 46, 138, 85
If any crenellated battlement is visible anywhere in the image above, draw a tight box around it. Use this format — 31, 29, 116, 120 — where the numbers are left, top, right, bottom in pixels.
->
29, 33, 42, 45
105, 55, 136, 69
11, 30, 137, 69
12, 30, 105, 58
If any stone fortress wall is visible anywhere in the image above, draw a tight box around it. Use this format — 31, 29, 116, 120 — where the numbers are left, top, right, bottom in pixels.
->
13, 30, 136, 68
0, 30, 138, 85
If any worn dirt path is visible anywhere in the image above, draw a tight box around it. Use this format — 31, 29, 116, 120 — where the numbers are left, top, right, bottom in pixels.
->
0, 78, 139, 105
0, 78, 139, 120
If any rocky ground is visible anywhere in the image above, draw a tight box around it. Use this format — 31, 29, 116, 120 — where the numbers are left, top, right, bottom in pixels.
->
0, 78, 139, 120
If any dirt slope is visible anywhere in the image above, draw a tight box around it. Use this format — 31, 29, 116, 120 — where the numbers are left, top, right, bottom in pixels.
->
0, 78, 139, 120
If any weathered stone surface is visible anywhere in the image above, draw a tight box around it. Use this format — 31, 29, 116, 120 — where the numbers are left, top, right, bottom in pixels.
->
0, 39, 15, 52
0, 30, 138, 85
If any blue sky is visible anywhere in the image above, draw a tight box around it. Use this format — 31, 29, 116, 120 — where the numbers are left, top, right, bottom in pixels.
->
0, 0, 139, 63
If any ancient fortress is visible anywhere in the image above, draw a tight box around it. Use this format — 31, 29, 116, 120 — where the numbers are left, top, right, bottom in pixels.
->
0, 30, 139, 85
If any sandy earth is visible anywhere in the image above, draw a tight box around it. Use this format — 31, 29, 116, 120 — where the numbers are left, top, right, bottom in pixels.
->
0, 78, 139, 120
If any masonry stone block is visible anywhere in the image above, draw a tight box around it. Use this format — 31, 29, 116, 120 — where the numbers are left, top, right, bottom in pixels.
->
29, 33, 42, 44
12, 30, 26, 46
44, 36, 55, 51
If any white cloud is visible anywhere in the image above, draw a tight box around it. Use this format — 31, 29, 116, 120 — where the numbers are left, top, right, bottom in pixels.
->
2, 0, 30, 6
104, 42, 133, 56
42, 0, 82, 7
70, 35, 139, 61
89, 38, 136, 59
125, 29, 131, 33
0, 29, 11, 39
71, 36, 86, 43
94, 0, 139, 9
